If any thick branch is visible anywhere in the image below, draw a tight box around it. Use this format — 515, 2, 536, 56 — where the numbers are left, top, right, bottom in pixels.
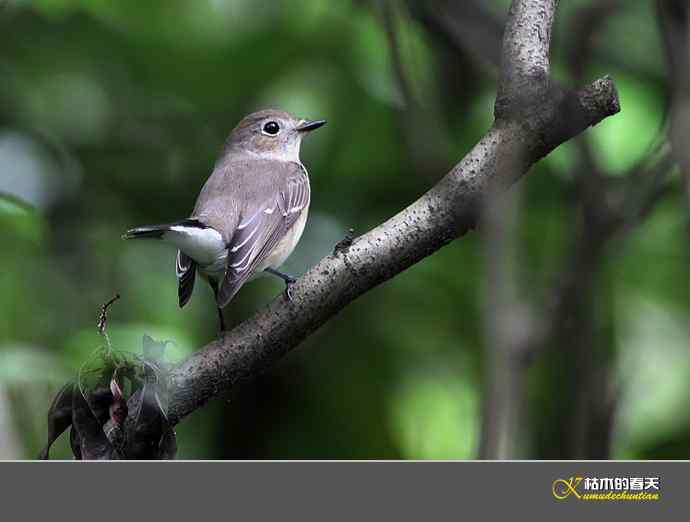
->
495, 0, 556, 119
165, 0, 619, 425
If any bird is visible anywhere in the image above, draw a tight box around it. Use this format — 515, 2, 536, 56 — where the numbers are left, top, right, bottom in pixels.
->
123, 109, 326, 331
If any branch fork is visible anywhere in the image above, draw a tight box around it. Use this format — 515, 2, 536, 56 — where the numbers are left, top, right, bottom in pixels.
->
157, 0, 620, 426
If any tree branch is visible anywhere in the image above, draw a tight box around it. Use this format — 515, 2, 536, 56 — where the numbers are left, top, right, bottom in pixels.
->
496, 0, 556, 111
165, 0, 620, 425
478, 187, 534, 459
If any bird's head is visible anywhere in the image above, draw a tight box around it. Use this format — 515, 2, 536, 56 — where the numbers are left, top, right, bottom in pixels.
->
224, 109, 326, 162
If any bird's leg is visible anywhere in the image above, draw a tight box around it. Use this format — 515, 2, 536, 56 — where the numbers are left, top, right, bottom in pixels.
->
209, 280, 226, 332
264, 267, 297, 301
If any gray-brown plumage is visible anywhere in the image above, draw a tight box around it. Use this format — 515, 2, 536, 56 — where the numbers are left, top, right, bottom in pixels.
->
124, 109, 326, 330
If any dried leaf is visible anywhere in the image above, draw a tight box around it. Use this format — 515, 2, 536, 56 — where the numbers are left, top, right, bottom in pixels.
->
71, 389, 119, 460
38, 383, 74, 460
109, 375, 128, 425
44, 334, 176, 459
123, 358, 174, 458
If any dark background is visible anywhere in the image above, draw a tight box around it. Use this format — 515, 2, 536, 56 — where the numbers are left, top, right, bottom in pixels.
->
0, 0, 687, 459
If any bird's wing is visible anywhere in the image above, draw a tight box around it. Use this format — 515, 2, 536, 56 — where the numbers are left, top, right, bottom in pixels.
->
176, 250, 196, 308
216, 161, 309, 307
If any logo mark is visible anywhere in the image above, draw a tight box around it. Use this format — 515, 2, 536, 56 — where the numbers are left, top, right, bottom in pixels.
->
552, 475, 660, 501
552, 477, 583, 500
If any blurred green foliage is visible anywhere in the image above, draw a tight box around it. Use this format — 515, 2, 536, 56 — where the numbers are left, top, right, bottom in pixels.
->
0, 0, 687, 459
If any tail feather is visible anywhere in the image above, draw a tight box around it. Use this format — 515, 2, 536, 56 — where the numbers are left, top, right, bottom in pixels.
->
176, 250, 197, 308
122, 225, 168, 239
122, 219, 205, 240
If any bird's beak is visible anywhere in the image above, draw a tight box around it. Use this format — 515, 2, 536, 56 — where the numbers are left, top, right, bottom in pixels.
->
296, 119, 327, 132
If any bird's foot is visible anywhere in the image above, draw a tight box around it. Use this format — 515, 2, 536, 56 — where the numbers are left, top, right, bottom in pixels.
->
283, 277, 296, 302
264, 267, 297, 302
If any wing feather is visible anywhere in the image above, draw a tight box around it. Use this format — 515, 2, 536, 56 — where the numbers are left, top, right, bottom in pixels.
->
217, 163, 309, 307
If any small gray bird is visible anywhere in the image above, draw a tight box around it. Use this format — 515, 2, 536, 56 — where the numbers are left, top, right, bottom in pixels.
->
123, 109, 326, 331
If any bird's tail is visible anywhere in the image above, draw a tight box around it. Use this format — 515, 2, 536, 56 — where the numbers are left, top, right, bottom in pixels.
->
122, 219, 205, 240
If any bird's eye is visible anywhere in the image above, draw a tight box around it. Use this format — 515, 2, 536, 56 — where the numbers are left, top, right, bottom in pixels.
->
262, 121, 280, 135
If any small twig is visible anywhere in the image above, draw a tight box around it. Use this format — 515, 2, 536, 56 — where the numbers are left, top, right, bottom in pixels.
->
333, 228, 355, 255
97, 294, 121, 336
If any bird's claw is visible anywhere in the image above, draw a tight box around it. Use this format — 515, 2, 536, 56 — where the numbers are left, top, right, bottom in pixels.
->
284, 278, 296, 302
